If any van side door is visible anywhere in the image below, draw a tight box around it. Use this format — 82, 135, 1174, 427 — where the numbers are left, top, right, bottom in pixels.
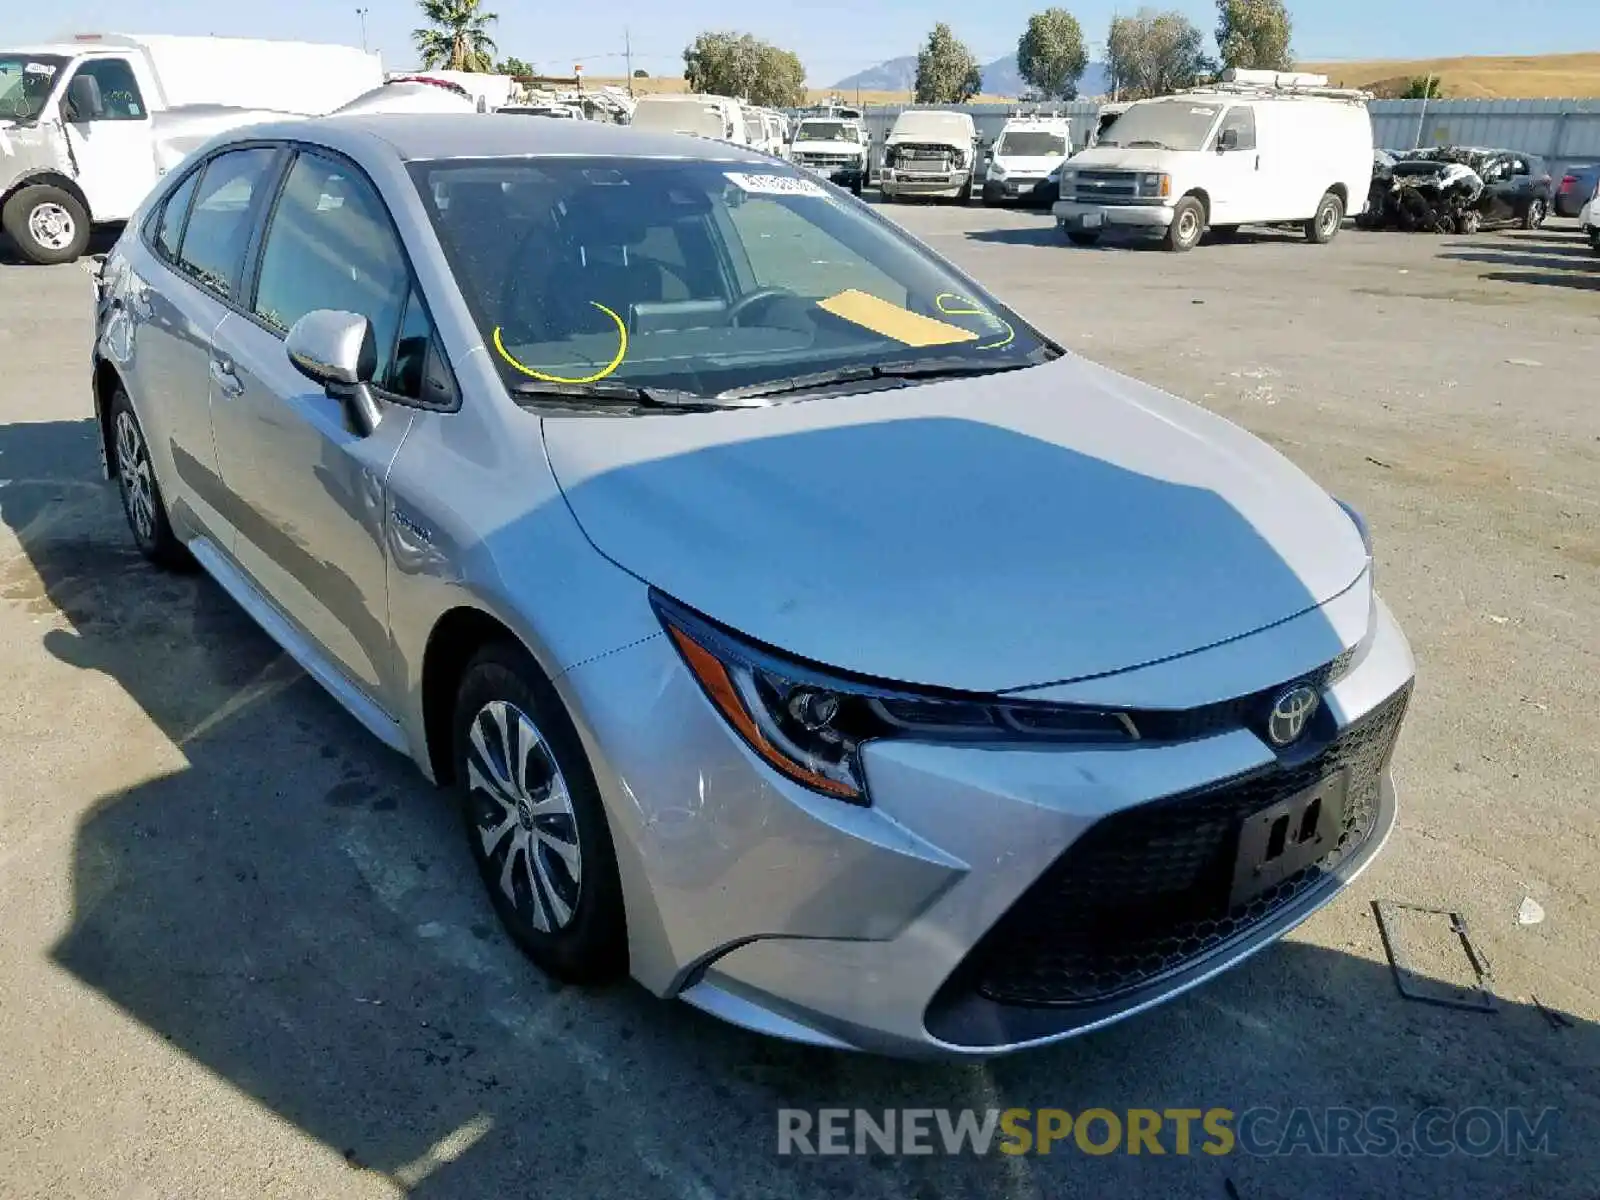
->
1206, 105, 1264, 226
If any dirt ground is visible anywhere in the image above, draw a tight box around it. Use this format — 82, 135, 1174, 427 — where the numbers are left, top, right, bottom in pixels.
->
0, 206, 1595, 1199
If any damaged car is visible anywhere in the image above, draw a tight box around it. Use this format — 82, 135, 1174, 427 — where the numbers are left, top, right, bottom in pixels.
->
1361, 147, 1555, 235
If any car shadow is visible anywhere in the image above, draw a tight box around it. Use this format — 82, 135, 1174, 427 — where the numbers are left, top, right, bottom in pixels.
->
2, 415, 1593, 1198
964, 224, 1066, 247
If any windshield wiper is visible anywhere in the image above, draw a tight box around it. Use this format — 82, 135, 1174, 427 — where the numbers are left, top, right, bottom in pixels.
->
508, 378, 726, 412
716, 354, 1047, 402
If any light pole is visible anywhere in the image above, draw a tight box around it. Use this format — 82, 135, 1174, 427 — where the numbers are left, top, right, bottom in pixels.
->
355, 7, 369, 53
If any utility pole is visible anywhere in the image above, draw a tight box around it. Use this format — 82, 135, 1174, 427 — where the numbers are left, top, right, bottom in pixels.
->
625, 28, 634, 96
355, 7, 369, 54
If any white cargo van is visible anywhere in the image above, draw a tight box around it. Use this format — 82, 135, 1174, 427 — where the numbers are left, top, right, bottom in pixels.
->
0, 33, 383, 263
630, 93, 751, 148
1053, 70, 1374, 251
789, 115, 869, 195
880, 109, 978, 202
983, 115, 1072, 204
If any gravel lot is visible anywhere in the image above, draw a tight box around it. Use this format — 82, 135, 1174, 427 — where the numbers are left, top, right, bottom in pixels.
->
1, 206, 1596, 1200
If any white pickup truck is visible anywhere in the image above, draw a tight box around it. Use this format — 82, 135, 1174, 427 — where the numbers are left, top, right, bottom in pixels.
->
0, 33, 383, 264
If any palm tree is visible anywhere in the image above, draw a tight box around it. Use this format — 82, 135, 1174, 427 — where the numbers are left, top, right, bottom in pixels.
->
413, 0, 499, 72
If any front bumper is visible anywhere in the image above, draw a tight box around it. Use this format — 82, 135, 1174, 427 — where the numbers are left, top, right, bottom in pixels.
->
1054, 199, 1176, 231
881, 169, 971, 198
795, 162, 865, 189
983, 176, 1048, 204
560, 590, 1415, 1059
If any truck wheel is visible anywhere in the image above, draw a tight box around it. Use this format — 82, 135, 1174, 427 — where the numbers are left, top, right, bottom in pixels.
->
1165, 196, 1205, 252
1304, 191, 1344, 244
1520, 197, 1547, 230
1456, 209, 1481, 236
2, 184, 91, 265
1066, 230, 1101, 247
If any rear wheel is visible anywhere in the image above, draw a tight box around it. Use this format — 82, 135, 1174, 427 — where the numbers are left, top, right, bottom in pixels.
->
1066, 230, 1101, 247
1305, 191, 1344, 244
1165, 196, 1205, 252
453, 641, 627, 983
110, 387, 188, 569
1521, 197, 1547, 230
2, 184, 91, 265
1456, 209, 1481, 235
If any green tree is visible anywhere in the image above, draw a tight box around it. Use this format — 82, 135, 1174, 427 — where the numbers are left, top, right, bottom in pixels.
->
495, 56, 534, 77
1017, 9, 1089, 100
633, 68, 650, 78
413, 0, 499, 72
1402, 74, 1443, 99
914, 23, 984, 104
682, 32, 806, 107
1215, 0, 1293, 71
1106, 8, 1213, 98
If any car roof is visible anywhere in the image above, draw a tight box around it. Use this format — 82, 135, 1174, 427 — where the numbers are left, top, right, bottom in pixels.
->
220, 113, 774, 164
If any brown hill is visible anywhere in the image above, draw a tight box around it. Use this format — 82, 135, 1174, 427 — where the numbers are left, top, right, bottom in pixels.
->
1298, 53, 1600, 99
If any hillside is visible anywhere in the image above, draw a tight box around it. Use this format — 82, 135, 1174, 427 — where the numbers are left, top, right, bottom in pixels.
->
1299, 52, 1600, 98
831, 54, 1111, 99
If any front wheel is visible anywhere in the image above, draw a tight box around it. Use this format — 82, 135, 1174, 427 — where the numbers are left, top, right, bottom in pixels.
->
1066, 230, 1101, 247
1521, 197, 1547, 230
454, 641, 627, 983
1305, 192, 1344, 244
1165, 196, 1205, 252
2, 184, 91, 265
1456, 209, 1481, 236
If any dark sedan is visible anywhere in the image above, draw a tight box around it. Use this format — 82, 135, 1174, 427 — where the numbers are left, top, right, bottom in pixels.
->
1555, 163, 1600, 219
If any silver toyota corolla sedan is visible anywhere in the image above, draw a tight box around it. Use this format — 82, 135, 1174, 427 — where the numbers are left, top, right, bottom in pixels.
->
91, 114, 1415, 1058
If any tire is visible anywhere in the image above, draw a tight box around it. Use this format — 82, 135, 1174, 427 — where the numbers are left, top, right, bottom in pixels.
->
1066, 230, 1101, 247
2, 184, 91, 265
1521, 197, 1547, 230
1305, 191, 1344, 244
1165, 196, 1205, 251
109, 387, 188, 569
453, 641, 627, 984
1456, 209, 1481, 236
1590, 229, 1600, 254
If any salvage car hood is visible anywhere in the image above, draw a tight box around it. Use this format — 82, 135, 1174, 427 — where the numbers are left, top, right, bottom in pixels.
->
542, 354, 1369, 692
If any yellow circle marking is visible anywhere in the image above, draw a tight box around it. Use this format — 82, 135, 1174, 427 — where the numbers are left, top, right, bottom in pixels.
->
935, 292, 1015, 351
492, 302, 628, 384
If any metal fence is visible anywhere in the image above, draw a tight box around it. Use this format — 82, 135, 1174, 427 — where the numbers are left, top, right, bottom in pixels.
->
836, 98, 1600, 182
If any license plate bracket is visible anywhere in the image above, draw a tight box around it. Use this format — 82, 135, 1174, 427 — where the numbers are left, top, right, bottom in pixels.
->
1080, 212, 1104, 229
1228, 771, 1347, 909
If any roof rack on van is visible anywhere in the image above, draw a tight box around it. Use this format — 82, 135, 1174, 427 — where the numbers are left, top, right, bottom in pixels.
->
1181, 67, 1372, 102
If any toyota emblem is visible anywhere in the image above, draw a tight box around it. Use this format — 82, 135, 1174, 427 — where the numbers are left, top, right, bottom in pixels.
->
1267, 684, 1319, 746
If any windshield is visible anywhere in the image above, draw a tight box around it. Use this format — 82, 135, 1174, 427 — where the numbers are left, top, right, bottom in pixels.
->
0, 54, 68, 122
632, 101, 726, 140
412, 157, 1051, 402
1097, 100, 1221, 151
796, 121, 860, 144
996, 131, 1068, 158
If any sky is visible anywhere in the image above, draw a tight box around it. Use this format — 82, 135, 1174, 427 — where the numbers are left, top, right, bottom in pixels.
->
13, 0, 1599, 86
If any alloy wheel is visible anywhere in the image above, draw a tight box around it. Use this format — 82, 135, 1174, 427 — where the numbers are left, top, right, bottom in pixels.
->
465, 699, 583, 933
114, 409, 156, 543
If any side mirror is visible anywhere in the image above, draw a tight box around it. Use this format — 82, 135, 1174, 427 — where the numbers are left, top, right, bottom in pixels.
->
1217, 127, 1239, 152
285, 310, 383, 436
65, 74, 105, 122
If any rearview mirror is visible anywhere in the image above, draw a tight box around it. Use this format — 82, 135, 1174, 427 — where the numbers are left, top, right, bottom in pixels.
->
285, 310, 383, 435
65, 74, 104, 122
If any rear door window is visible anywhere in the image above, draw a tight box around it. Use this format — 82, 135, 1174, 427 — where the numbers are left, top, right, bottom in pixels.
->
176, 148, 278, 301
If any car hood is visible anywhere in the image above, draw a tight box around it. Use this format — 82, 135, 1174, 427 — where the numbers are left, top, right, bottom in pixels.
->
993, 154, 1066, 175
541, 354, 1369, 693
1073, 148, 1190, 172
793, 139, 865, 156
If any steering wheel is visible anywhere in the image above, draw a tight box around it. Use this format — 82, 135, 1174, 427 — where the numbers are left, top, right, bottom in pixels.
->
727, 286, 799, 327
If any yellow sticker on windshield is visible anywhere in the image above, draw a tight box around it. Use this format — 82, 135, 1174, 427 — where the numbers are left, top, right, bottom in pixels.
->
816, 289, 979, 348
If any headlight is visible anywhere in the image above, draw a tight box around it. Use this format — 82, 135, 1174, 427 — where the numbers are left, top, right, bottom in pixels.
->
952, 151, 967, 169
653, 592, 1138, 804
1139, 172, 1172, 198
989, 162, 1007, 180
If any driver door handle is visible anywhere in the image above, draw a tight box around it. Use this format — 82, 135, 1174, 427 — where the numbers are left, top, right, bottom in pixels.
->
210, 355, 244, 398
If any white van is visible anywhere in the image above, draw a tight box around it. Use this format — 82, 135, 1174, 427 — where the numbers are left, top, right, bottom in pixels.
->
630, 93, 750, 147
0, 32, 383, 263
1052, 70, 1374, 251
983, 116, 1072, 204
880, 109, 978, 202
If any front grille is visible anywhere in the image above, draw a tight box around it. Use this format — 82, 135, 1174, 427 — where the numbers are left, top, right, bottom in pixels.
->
796, 154, 857, 168
1070, 169, 1139, 201
962, 683, 1411, 1008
